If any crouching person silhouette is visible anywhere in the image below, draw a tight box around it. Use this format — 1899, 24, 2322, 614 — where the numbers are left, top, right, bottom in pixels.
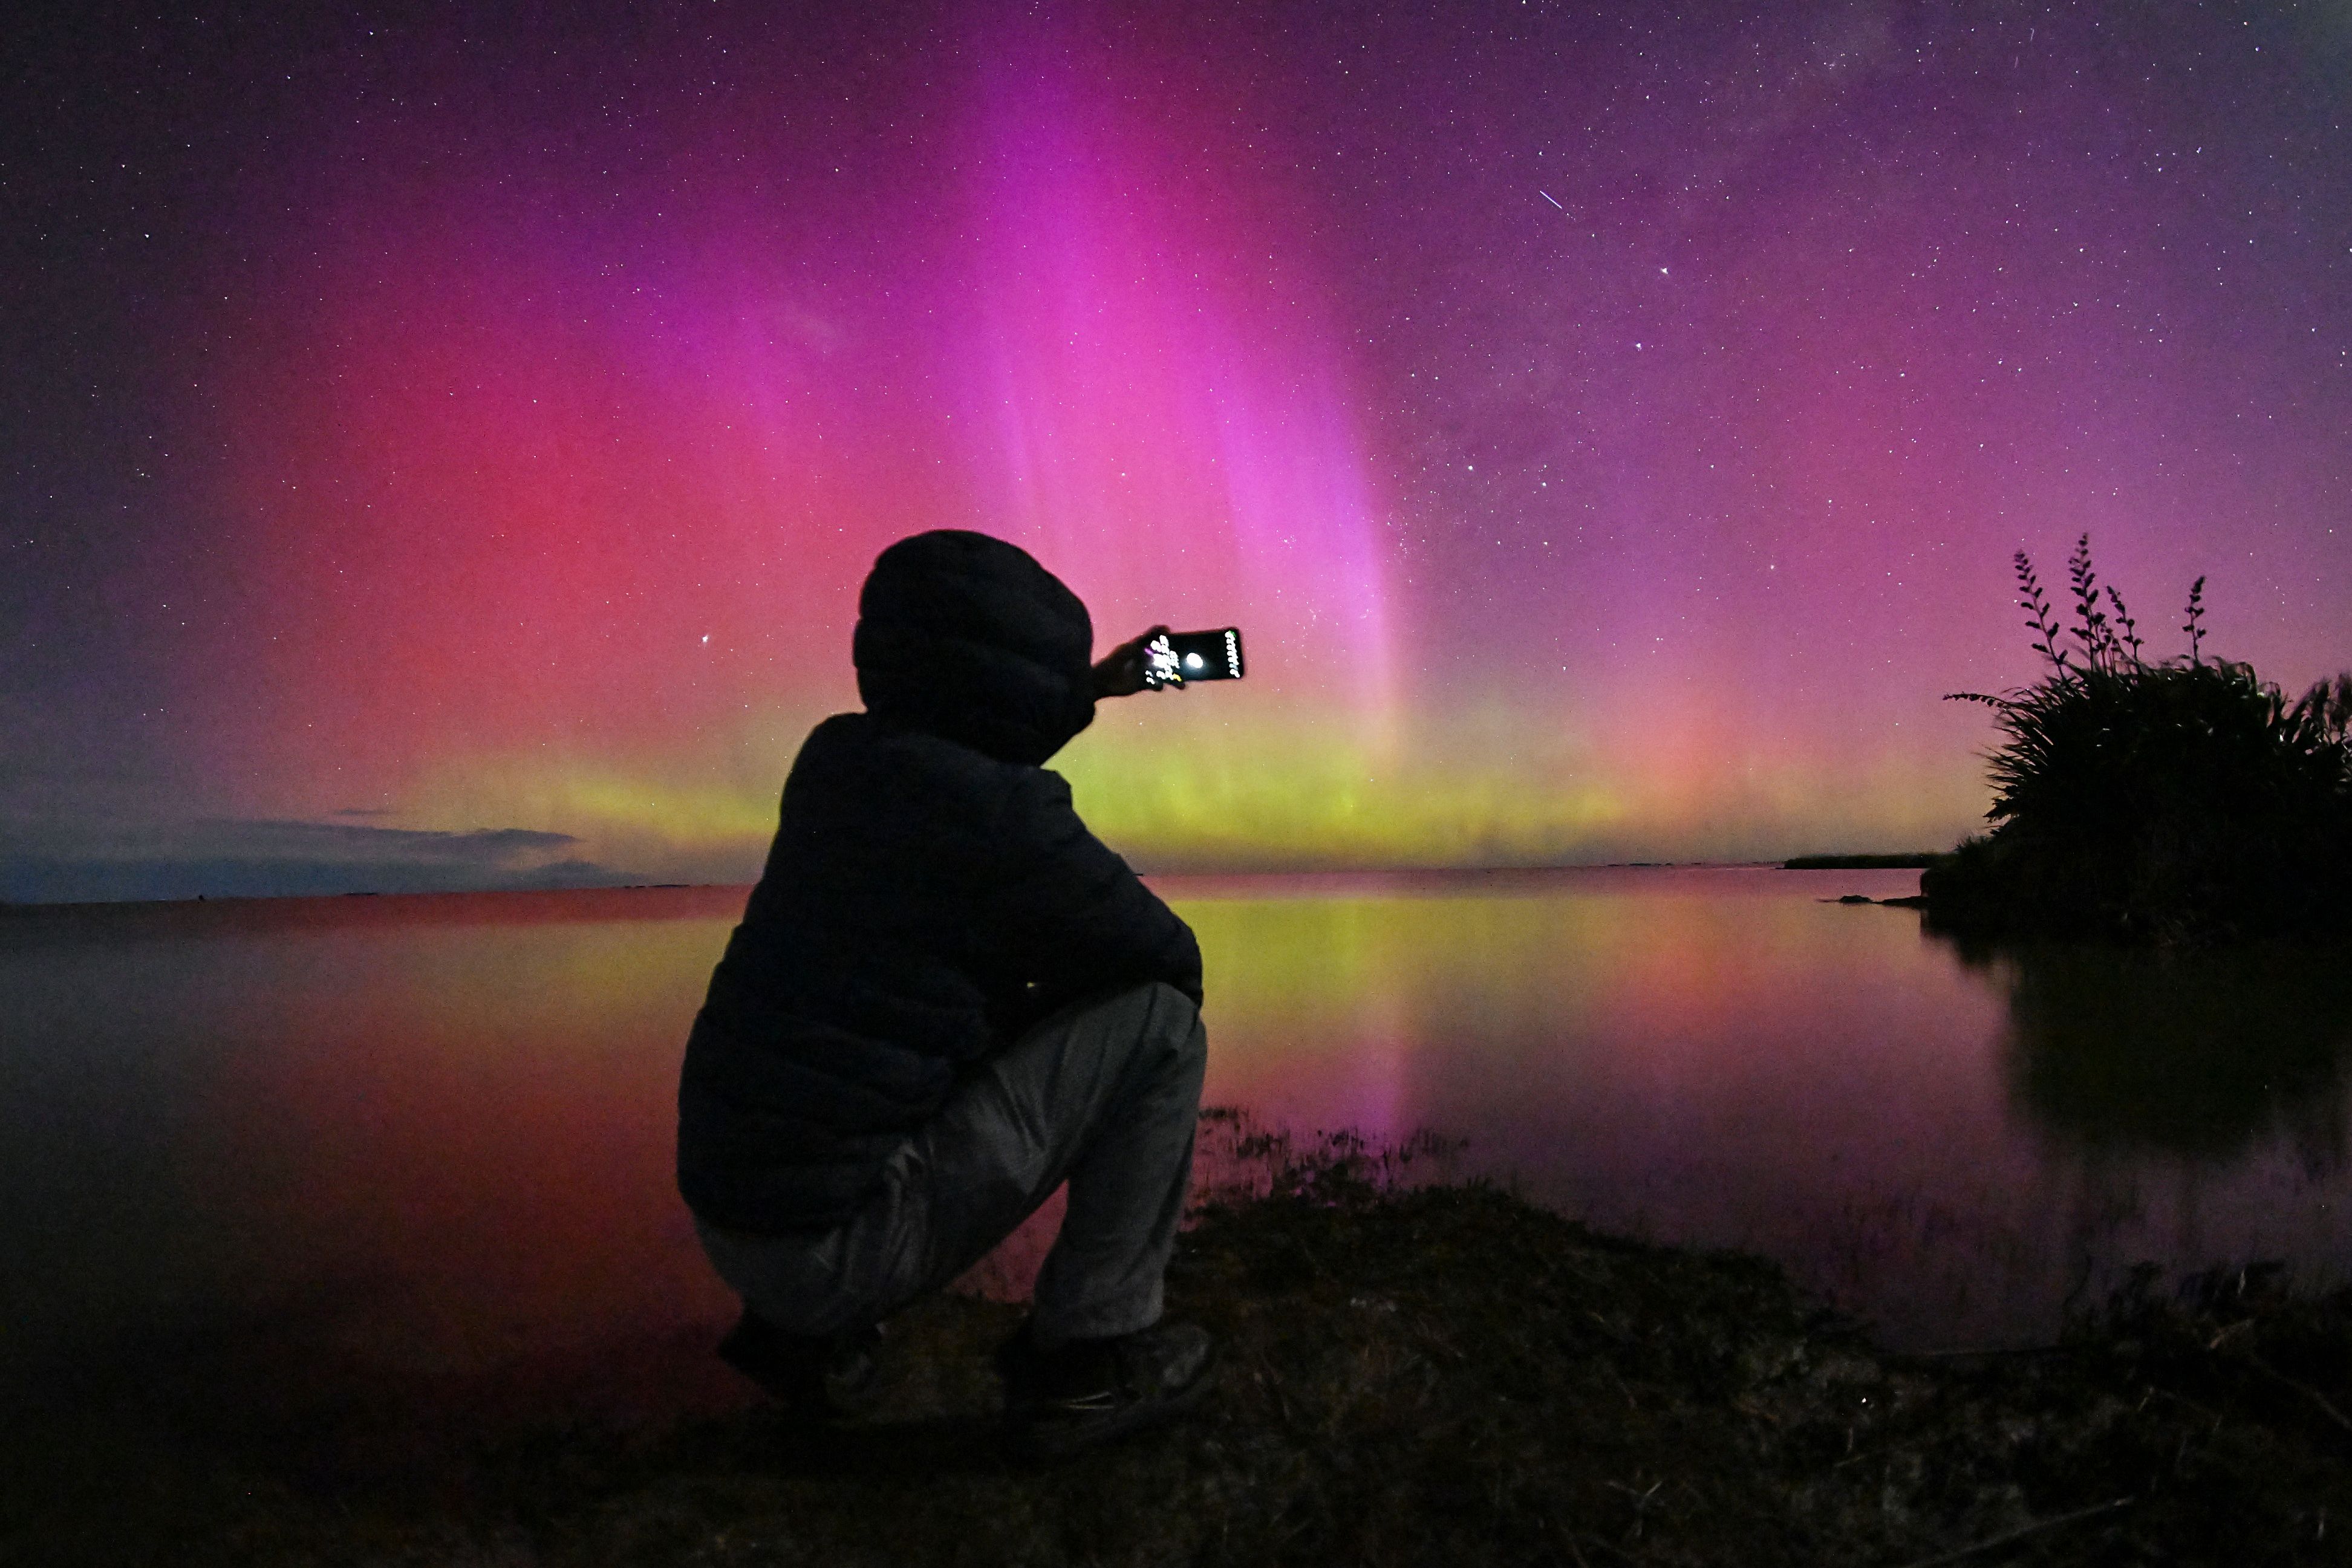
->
678, 529, 1213, 1459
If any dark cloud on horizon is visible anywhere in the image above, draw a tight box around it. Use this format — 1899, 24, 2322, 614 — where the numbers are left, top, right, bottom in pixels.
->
0, 817, 634, 903
190, 818, 581, 859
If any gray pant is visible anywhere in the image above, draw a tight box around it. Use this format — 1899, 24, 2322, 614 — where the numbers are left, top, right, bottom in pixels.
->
696, 981, 1208, 1348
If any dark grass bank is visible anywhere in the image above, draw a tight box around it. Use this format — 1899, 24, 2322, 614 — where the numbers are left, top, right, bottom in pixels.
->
13, 1119, 2352, 1566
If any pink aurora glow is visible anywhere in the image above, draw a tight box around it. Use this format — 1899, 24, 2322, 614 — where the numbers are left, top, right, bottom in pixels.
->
12, 3, 2348, 894
197, 22, 1399, 835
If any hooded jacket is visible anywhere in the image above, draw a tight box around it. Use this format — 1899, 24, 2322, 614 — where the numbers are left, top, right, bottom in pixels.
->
677, 530, 1204, 1235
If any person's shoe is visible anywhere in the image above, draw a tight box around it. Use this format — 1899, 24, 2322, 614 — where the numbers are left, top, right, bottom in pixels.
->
716, 1309, 885, 1419
994, 1318, 1216, 1460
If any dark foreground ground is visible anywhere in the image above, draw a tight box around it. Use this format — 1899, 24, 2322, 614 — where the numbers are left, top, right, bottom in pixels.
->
13, 1134, 2352, 1566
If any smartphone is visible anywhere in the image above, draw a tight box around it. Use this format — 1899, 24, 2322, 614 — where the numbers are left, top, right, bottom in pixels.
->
1142, 628, 1246, 689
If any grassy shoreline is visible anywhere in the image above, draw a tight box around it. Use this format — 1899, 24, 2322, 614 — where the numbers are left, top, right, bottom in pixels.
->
15, 1134, 2352, 1567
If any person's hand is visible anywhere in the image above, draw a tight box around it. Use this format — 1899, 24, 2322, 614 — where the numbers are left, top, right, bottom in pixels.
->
1092, 625, 1171, 698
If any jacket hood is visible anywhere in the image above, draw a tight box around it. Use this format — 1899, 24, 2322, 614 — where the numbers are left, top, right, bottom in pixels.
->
852, 530, 1096, 766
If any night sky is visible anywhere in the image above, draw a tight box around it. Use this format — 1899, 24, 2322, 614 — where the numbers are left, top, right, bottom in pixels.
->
7, 1, 2348, 900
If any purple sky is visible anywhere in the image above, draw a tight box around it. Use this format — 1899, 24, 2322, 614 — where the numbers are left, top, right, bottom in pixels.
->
7, 1, 2348, 899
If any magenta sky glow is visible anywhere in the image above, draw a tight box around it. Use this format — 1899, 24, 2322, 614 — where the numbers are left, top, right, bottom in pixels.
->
6, 1, 2348, 899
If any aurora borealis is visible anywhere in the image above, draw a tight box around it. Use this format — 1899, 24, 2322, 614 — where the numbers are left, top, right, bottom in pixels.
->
8, 2, 2349, 899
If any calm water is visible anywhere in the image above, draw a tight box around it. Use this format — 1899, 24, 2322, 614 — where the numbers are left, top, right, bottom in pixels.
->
7, 868, 2352, 1441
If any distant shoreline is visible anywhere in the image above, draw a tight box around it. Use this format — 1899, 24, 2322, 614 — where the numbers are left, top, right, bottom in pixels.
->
0, 882, 754, 931
1, 858, 1939, 912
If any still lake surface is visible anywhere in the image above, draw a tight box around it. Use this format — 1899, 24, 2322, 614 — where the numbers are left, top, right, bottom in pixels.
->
8, 867, 2352, 1441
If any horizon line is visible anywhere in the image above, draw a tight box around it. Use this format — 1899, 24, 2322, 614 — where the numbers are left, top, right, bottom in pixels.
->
0, 854, 1950, 912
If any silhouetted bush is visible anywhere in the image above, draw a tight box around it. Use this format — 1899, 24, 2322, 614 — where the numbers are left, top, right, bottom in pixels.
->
1924, 537, 2352, 943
